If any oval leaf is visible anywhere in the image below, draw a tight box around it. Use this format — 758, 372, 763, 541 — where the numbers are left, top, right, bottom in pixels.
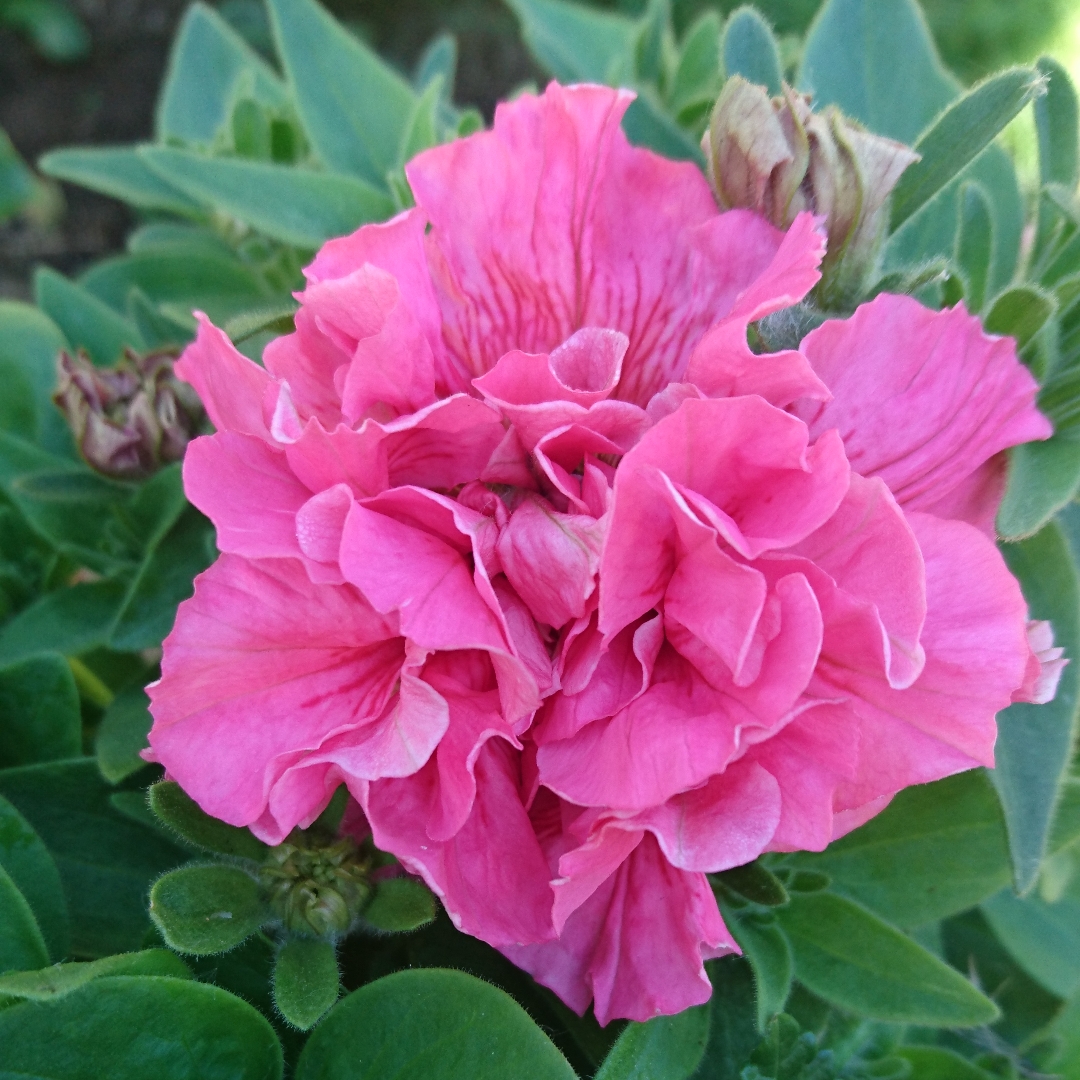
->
727, 916, 793, 1030
148, 781, 268, 861
150, 865, 266, 955
296, 968, 577, 1080
722, 7, 782, 97
0, 949, 191, 1002
362, 876, 436, 933
272, 938, 339, 1031
776, 892, 999, 1026
594, 1003, 709, 1080
0, 866, 49, 975
0, 975, 283, 1079
0, 654, 82, 768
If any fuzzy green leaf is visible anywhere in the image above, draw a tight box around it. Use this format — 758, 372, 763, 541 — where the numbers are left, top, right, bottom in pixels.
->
266, 0, 416, 186
148, 781, 268, 862
363, 876, 436, 933
150, 864, 266, 955
985, 285, 1056, 351
295, 968, 577, 1079
0, 949, 191, 1002
0, 865, 49, 974
139, 147, 393, 249
776, 892, 999, 1025
1035, 55, 1080, 190
0, 975, 283, 1079
0, 654, 81, 768
728, 916, 793, 1030
272, 938, 339, 1031
722, 7, 782, 97
95, 687, 153, 784
998, 438, 1080, 541
594, 1002, 710, 1080
891, 68, 1045, 232
157, 2, 287, 145
994, 521, 1080, 891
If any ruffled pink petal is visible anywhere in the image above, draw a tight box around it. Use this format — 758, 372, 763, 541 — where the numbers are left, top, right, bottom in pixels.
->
408, 83, 807, 406
505, 834, 735, 1026
147, 555, 423, 839
184, 432, 309, 561
795, 296, 1052, 522
600, 396, 849, 637
820, 511, 1030, 781
363, 740, 554, 946
497, 496, 604, 628
175, 314, 273, 438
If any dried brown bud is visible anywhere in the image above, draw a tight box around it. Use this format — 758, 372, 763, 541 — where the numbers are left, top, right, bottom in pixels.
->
704, 76, 920, 305
53, 348, 204, 480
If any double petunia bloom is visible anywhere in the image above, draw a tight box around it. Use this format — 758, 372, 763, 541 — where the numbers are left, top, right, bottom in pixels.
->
146, 83, 1063, 1025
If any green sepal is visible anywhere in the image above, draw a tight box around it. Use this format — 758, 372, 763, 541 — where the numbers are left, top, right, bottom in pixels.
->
593, 1001, 709, 1080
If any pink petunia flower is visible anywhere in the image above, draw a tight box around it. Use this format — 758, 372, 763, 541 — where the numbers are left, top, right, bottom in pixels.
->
146, 82, 1059, 1024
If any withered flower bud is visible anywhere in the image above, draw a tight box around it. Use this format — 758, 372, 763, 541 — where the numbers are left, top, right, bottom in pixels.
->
704, 76, 920, 306
53, 348, 204, 480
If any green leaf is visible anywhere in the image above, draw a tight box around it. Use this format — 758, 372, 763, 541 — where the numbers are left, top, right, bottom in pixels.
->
997, 437, 1080, 541
0, 975, 283, 1079
504, 0, 637, 84
414, 33, 457, 98
891, 68, 1045, 233
272, 938, 339, 1031
148, 781, 269, 862
0, 949, 191, 1002
954, 183, 993, 313
110, 507, 214, 651
594, 1002, 710, 1080
38, 147, 203, 217
994, 521, 1080, 892
670, 12, 722, 122
295, 968, 577, 1080
80, 248, 274, 328
0, 759, 187, 957
0, 866, 48, 974
0, 300, 73, 456
150, 864, 266, 955
775, 892, 999, 1026
0, 655, 81, 768
981, 888, 1080, 999
3, 0, 89, 62
894, 1047, 991, 1080
689, 958, 759, 1080
715, 862, 789, 907
157, 1, 287, 145
1046, 985, 1080, 1079
266, 0, 416, 186
789, 771, 1012, 928
722, 7, 783, 97
622, 91, 705, 165
96, 686, 153, 784
0, 794, 68, 962
363, 876, 436, 933
728, 916, 793, 1030
0, 581, 128, 667
139, 147, 394, 250
1035, 56, 1079, 191
984, 285, 1056, 352
222, 303, 298, 345
33, 266, 144, 366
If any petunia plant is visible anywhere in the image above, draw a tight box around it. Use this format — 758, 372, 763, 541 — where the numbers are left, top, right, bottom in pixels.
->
1, 0, 1080, 1078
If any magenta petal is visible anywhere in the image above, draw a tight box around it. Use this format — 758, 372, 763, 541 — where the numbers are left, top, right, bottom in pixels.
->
634, 761, 781, 871
175, 314, 273, 438
340, 500, 506, 653
796, 295, 1052, 520
507, 834, 735, 1025
184, 432, 308, 560
497, 497, 604, 628
365, 741, 555, 946
147, 555, 407, 837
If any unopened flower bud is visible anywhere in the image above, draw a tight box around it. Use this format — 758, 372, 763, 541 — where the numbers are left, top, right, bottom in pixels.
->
53, 348, 204, 479
704, 76, 920, 306
260, 835, 372, 937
